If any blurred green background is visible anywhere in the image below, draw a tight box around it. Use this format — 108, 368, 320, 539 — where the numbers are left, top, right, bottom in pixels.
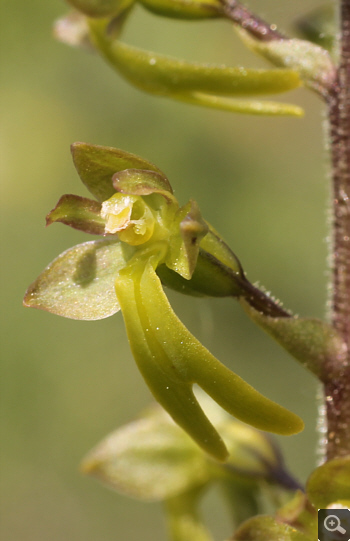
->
2, 1, 330, 539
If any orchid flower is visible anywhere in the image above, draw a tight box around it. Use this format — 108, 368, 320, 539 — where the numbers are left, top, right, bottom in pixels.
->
24, 142, 303, 461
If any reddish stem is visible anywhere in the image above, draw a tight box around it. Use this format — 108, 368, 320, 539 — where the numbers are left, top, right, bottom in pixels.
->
325, 0, 350, 460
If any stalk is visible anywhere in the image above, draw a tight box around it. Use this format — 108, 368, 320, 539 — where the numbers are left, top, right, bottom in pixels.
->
325, 0, 350, 460
222, 0, 350, 460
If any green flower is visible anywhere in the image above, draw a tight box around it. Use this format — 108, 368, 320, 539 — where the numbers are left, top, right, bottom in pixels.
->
24, 142, 303, 461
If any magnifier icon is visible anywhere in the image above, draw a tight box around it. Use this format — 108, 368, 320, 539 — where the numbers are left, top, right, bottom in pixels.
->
324, 515, 346, 534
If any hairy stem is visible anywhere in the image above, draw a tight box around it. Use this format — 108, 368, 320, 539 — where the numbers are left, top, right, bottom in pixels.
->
220, 0, 285, 41
326, 0, 350, 460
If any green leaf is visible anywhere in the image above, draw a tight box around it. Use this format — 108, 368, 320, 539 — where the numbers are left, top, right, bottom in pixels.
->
81, 412, 211, 500
23, 239, 126, 320
46, 194, 105, 235
71, 142, 164, 202
236, 29, 335, 96
232, 515, 312, 541
240, 299, 347, 378
140, 0, 222, 20
306, 456, 350, 508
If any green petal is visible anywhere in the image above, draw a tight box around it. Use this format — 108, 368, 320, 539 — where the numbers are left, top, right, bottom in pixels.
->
24, 239, 125, 320
159, 223, 247, 298
112, 168, 175, 202
81, 413, 211, 501
306, 456, 350, 509
46, 194, 105, 235
71, 142, 164, 202
240, 299, 347, 379
138, 259, 303, 437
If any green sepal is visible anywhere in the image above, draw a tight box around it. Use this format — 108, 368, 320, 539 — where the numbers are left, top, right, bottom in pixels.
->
306, 456, 350, 509
46, 194, 105, 235
240, 299, 347, 379
65, 0, 133, 17
232, 515, 312, 541
88, 22, 303, 117
23, 239, 127, 320
140, 0, 222, 20
157, 249, 240, 297
81, 409, 211, 501
71, 142, 164, 202
158, 224, 245, 297
236, 29, 335, 96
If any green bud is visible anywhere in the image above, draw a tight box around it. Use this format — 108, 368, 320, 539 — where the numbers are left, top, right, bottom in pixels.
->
81, 407, 211, 501
306, 456, 350, 509
232, 514, 312, 541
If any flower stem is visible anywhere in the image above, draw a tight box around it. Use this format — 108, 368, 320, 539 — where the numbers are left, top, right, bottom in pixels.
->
220, 0, 285, 41
325, 0, 350, 460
